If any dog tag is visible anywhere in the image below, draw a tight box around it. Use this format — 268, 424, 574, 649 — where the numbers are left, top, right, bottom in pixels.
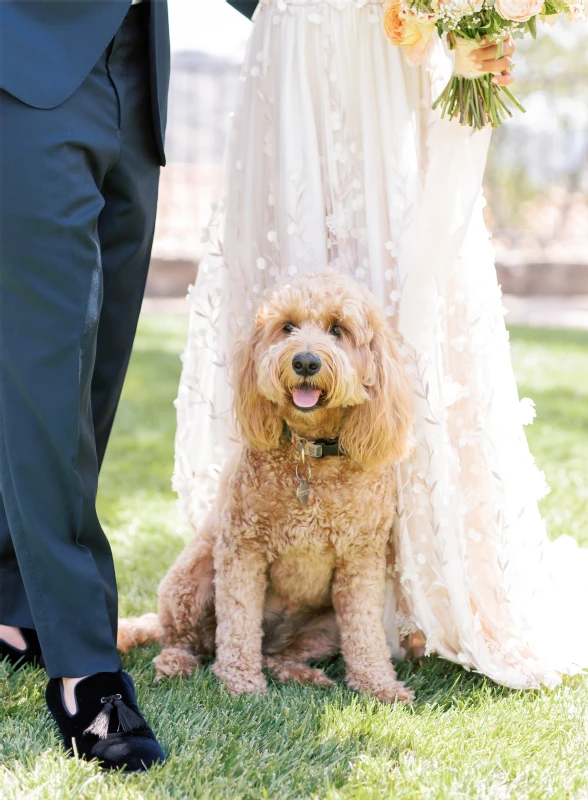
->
296, 480, 310, 505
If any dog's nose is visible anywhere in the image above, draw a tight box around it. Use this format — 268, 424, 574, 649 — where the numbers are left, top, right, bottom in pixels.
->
292, 352, 322, 377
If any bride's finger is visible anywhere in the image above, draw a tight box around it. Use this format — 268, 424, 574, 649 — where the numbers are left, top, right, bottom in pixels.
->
492, 70, 516, 87
478, 55, 514, 73
471, 36, 515, 62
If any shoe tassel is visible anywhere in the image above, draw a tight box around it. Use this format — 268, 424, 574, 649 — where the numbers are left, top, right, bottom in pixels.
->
84, 693, 146, 739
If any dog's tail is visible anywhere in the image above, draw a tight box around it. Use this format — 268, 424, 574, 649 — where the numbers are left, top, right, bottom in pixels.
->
117, 613, 162, 654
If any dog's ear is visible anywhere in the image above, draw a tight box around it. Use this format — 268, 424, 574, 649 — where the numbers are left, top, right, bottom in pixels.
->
232, 324, 283, 451
339, 321, 412, 469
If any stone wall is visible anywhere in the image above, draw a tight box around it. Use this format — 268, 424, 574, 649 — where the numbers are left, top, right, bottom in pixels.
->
145, 258, 588, 299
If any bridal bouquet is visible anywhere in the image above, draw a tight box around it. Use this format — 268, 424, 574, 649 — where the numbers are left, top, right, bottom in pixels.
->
383, 0, 585, 129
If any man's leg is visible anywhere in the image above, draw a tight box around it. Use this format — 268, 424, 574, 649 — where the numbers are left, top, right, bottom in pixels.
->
92, 3, 161, 470
0, 5, 160, 645
0, 496, 33, 630
0, 56, 123, 678
0, 494, 44, 666
0, 8, 166, 770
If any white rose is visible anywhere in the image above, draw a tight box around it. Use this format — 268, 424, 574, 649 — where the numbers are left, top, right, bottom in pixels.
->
567, 2, 585, 20
436, 0, 484, 15
495, 0, 543, 21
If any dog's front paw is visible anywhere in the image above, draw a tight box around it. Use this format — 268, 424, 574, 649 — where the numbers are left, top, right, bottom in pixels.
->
372, 680, 415, 705
212, 661, 268, 696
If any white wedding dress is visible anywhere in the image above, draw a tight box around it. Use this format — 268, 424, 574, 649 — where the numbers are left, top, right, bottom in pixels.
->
174, 0, 588, 689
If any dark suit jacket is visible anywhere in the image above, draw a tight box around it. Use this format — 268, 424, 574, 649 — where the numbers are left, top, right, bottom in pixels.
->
0, 0, 170, 164
227, 1, 259, 20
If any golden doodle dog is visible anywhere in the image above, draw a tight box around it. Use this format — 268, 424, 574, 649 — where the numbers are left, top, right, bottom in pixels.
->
119, 271, 415, 703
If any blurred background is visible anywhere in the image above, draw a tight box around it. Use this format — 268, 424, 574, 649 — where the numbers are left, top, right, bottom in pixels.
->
147, 1, 588, 328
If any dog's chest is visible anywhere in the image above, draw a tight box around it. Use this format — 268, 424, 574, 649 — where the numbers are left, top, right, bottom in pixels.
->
269, 543, 336, 609
237, 449, 396, 553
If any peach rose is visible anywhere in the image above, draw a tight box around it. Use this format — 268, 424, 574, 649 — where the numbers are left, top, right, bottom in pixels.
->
495, 0, 544, 21
383, 0, 436, 65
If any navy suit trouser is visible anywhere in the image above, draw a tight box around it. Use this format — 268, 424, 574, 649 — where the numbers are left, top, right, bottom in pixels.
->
0, 5, 160, 678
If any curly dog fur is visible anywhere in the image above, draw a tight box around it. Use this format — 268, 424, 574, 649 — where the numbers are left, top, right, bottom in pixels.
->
119, 271, 415, 703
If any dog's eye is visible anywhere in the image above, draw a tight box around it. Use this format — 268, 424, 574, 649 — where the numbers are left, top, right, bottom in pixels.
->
330, 324, 343, 338
283, 322, 296, 334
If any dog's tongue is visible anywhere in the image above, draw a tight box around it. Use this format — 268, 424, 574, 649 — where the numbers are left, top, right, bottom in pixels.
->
292, 387, 321, 409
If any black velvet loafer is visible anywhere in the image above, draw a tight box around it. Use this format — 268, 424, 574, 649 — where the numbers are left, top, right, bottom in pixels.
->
0, 627, 45, 670
46, 670, 165, 772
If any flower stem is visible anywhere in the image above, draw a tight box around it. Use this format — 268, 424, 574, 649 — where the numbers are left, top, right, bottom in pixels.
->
432, 75, 526, 130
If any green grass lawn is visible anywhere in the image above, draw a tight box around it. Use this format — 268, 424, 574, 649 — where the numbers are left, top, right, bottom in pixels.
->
2, 317, 588, 799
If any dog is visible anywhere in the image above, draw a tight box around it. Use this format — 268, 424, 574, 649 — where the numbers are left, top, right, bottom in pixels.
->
119, 271, 415, 703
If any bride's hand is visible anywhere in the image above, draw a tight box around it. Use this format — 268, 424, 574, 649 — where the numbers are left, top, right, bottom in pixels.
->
470, 34, 516, 87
